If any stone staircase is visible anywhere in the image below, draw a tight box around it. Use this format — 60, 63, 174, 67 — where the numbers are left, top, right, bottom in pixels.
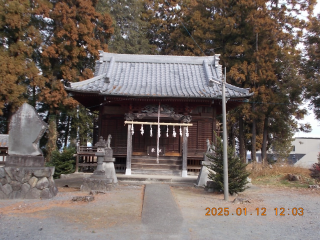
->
131, 156, 182, 175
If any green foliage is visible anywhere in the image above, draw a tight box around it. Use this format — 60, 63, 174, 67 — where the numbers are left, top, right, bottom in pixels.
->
46, 116, 58, 162
97, 0, 154, 54
304, 14, 320, 120
46, 147, 76, 179
309, 153, 320, 182
207, 136, 250, 194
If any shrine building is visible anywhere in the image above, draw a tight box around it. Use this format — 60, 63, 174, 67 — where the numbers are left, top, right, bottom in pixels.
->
66, 52, 252, 177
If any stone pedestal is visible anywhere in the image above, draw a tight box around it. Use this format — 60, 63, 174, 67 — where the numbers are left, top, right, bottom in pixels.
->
80, 176, 114, 192
0, 166, 58, 199
196, 154, 212, 187
81, 137, 117, 192
102, 159, 117, 184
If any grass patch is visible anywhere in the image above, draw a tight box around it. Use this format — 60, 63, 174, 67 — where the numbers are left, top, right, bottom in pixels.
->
248, 163, 316, 188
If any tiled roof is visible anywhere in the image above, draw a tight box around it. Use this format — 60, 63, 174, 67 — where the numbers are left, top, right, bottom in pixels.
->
0, 134, 8, 148
66, 52, 252, 99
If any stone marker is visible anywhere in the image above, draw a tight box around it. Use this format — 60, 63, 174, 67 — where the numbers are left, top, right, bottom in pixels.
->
0, 103, 58, 199
8, 103, 47, 156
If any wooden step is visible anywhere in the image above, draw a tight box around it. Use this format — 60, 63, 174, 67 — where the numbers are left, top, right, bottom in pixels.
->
131, 169, 182, 176
132, 158, 182, 165
132, 163, 182, 170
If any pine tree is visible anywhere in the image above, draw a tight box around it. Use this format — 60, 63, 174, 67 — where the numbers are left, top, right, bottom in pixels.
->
207, 136, 250, 195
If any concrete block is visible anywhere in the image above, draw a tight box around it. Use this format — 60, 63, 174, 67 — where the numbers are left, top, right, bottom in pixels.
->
5, 156, 45, 167
36, 177, 49, 190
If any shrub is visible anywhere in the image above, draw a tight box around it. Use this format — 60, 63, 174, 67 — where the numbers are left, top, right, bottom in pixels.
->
310, 153, 320, 182
46, 147, 76, 179
207, 136, 250, 194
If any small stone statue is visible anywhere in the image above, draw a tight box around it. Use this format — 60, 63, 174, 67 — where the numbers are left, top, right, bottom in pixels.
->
206, 139, 215, 153
106, 134, 112, 149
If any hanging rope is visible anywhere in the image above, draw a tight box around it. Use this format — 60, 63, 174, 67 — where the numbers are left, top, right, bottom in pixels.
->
173, 126, 176, 138
131, 123, 134, 135
150, 124, 152, 137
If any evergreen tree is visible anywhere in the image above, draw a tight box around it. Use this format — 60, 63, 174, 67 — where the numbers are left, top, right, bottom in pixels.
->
304, 14, 320, 120
46, 147, 76, 178
97, 0, 154, 54
40, 0, 114, 113
0, 0, 50, 127
207, 136, 250, 195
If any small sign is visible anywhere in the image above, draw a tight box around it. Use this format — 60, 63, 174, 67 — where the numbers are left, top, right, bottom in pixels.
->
147, 146, 165, 156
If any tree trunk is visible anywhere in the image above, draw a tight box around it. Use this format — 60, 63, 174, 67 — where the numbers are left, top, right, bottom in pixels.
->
239, 116, 246, 163
64, 115, 70, 148
251, 105, 257, 165
261, 116, 268, 165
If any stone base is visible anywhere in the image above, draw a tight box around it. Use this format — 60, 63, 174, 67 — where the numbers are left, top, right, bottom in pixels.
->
102, 161, 118, 183
0, 166, 58, 199
196, 161, 211, 187
5, 155, 45, 167
80, 177, 115, 192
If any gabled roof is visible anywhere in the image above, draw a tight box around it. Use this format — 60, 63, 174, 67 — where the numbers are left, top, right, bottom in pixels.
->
66, 52, 252, 99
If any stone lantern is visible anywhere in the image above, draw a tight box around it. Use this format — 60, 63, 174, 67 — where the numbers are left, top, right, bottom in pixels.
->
80, 136, 117, 192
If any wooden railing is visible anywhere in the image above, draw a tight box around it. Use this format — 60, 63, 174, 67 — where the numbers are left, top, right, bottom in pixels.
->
75, 146, 126, 173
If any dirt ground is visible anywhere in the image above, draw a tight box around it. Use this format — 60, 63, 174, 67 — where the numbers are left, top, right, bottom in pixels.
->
0, 183, 319, 240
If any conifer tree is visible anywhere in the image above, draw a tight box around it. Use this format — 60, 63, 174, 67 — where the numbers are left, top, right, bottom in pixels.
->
304, 14, 320, 120
0, 0, 50, 126
207, 136, 250, 194
40, 0, 113, 113
97, 0, 154, 54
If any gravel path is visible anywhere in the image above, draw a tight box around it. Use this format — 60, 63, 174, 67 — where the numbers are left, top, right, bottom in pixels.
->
0, 183, 319, 240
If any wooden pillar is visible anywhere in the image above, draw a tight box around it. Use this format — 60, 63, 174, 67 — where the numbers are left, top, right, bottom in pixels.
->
126, 124, 132, 175
75, 154, 79, 173
182, 126, 188, 177
212, 107, 217, 145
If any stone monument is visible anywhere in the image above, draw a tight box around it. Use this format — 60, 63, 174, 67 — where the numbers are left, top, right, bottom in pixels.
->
80, 135, 117, 192
195, 139, 214, 187
0, 103, 58, 199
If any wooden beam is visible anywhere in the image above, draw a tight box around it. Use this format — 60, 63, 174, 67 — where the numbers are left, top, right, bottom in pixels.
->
124, 121, 193, 126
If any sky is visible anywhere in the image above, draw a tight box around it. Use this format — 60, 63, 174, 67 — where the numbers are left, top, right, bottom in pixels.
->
294, 3, 320, 138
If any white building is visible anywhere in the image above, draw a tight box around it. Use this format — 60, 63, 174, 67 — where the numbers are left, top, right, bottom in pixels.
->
292, 137, 320, 168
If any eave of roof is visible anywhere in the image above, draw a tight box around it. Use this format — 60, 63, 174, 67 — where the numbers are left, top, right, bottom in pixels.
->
66, 52, 253, 99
